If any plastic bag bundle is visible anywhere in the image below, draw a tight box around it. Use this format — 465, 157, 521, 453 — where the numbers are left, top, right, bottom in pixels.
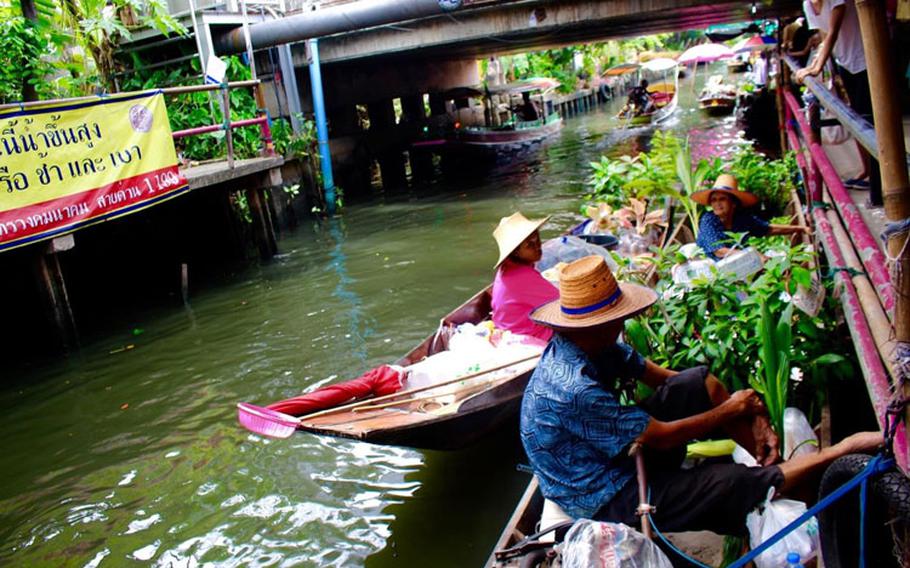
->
537, 236, 618, 273
560, 520, 673, 568
746, 489, 819, 568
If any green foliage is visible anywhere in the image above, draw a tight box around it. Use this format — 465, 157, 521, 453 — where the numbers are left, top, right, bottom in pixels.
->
271, 113, 318, 159
4, 0, 187, 100
726, 147, 798, 214
624, 238, 853, 427
0, 15, 56, 102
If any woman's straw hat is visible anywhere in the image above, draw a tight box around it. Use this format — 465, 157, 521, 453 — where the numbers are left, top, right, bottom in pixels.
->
691, 173, 759, 208
493, 212, 550, 268
530, 255, 657, 329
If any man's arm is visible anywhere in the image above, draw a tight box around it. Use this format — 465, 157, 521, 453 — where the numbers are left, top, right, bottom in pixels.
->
768, 224, 812, 236
796, 5, 845, 81
636, 389, 765, 449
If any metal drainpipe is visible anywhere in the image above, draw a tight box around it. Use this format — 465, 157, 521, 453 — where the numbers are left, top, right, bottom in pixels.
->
307, 39, 335, 215
215, 0, 464, 55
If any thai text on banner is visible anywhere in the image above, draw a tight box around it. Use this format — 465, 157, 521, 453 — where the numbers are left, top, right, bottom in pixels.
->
0, 91, 188, 251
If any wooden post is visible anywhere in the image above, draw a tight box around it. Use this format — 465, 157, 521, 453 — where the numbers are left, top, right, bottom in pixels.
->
34, 241, 78, 351
855, 0, 910, 456
245, 186, 277, 259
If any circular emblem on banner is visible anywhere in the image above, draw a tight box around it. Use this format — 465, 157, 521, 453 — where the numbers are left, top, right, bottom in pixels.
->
437, 0, 462, 11
129, 104, 153, 132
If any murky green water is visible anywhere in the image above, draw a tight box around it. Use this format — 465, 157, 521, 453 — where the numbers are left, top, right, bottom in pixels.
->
0, 71, 744, 567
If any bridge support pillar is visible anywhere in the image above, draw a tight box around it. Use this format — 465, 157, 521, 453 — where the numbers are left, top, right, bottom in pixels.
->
401, 94, 433, 181
246, 175, 279, 260
368, 98, 407, 189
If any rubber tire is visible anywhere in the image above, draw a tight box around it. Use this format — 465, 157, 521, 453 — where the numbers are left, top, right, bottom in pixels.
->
818, 454, 910, 568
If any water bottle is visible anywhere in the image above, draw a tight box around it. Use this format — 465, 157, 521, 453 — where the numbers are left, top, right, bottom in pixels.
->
785, 552, 803, 568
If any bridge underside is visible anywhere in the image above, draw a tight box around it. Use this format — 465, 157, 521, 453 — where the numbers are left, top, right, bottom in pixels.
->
311, 0, 803, 65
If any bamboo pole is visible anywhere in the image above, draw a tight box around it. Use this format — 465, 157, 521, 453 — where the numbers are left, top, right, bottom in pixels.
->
856, 0, 910, 467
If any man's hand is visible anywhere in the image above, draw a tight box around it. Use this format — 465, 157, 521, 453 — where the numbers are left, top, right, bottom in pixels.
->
752, 414, 781, 466
727, 389, 767, 416
795, 64, 821, 84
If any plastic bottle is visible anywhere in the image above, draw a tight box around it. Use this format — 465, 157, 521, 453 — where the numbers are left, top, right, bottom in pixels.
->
785, 552, 803, 568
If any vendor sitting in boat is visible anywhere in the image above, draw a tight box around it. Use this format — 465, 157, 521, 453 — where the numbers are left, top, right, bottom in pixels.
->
695, 174, 810, 260
491, 212, 559, 343
622, 79, 655, 117
516, 91, 541, 122
520, 255, 881, 536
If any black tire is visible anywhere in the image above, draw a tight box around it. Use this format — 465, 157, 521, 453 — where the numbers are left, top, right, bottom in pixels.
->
818, 454, 910, 568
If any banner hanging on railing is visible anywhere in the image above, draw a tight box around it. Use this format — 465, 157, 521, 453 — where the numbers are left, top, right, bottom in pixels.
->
0, 91, 188, 252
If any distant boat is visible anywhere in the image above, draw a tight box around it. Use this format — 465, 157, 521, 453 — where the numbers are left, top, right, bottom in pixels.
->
412, 79, 563, 170
613, 58, 680, 127
699, 74, 737, 116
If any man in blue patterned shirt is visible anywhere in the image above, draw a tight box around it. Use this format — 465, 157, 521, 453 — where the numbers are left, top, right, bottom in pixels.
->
521, 255, 881, 537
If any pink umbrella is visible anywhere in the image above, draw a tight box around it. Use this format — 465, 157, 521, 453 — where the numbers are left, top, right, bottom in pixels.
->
732, 35, 777, 53
677, 43, 735, 64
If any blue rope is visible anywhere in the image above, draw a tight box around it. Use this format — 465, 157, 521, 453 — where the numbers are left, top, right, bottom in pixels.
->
646, 491, 712, 568
859, 474, 869, 568
727, 454, 892, 568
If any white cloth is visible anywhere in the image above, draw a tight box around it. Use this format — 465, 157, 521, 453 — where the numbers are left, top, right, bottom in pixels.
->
803, 0, 867, 74
752, 57, 769, 86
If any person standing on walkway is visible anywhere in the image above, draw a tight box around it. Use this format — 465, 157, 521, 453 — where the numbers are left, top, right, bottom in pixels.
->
796, 0, 883, 206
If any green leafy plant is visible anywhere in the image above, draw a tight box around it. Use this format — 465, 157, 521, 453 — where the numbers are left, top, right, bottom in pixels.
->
726, 147, 797, 215
670, 137, 723, 238
753, 300, 794, 437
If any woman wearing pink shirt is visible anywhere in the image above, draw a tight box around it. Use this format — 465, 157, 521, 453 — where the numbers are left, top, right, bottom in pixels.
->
491, 212, 559, 342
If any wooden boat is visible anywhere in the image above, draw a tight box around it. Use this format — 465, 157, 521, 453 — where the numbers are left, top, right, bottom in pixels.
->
412, 79, 563, 170
291, 286, 541, 450
613, 58, 680, 127
485, 477, 556, 568
726, 58, 748, 73
699, 74, 737, 116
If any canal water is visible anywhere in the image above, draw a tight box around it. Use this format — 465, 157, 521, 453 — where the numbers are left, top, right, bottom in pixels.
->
0, 71, 746, 567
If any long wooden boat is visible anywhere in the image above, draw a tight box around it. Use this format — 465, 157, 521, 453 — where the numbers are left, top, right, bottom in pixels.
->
292, 286, 541, 450
485, 477, 560, 568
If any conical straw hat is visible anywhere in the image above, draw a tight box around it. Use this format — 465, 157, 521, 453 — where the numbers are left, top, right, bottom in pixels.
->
691, 173, 759, 208
531, 255, 657, 329
493, 212, 550, 268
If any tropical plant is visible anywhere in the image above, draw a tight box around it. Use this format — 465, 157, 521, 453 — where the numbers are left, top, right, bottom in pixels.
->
670, 137, 723, 238
623, 236, 854, 426
754, 300, 794, 437
5, 0, 186, 101
726, 147, 797, 214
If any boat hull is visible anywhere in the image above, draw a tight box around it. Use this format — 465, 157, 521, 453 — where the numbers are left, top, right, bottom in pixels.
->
288, 287, 542, 450
699, 97, 736, 116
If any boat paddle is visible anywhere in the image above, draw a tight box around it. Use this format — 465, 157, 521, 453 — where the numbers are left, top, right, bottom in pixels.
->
237, 353, 541, 439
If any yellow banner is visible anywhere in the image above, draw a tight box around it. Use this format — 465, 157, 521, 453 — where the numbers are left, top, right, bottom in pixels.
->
0, 91, 188, 251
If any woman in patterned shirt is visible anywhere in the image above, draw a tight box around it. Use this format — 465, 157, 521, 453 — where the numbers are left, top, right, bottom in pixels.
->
694, 174, 811, 260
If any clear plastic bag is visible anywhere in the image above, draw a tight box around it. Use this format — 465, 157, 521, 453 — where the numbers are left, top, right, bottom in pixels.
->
746, 489, 818, 568
560, 519, 673, 568
537, 236, 618, 273
783, 407, 819, 460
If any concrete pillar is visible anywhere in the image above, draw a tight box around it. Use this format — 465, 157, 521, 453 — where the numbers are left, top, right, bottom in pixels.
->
400, 94, 433, 181
368, 98, 407, 189
277, 44, 304, 134
33, 237, 78, 351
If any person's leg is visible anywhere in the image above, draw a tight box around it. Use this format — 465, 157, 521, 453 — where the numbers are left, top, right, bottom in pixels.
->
777, 430, 882, 493
839, 67, 882, 205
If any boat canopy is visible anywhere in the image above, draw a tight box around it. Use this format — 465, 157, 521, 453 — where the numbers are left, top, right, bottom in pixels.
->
486, 77, 560, 95
602, 62, 640, 77
640, 58, 678, 72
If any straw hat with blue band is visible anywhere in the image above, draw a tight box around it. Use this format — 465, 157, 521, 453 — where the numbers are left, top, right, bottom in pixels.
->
530, 255, 657, 329
691, 173, 760, 208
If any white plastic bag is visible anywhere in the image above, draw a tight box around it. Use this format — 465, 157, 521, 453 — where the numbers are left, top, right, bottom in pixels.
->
746, 489, 818, 568
783, 407, 819, 459
560, 519, 673, 568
